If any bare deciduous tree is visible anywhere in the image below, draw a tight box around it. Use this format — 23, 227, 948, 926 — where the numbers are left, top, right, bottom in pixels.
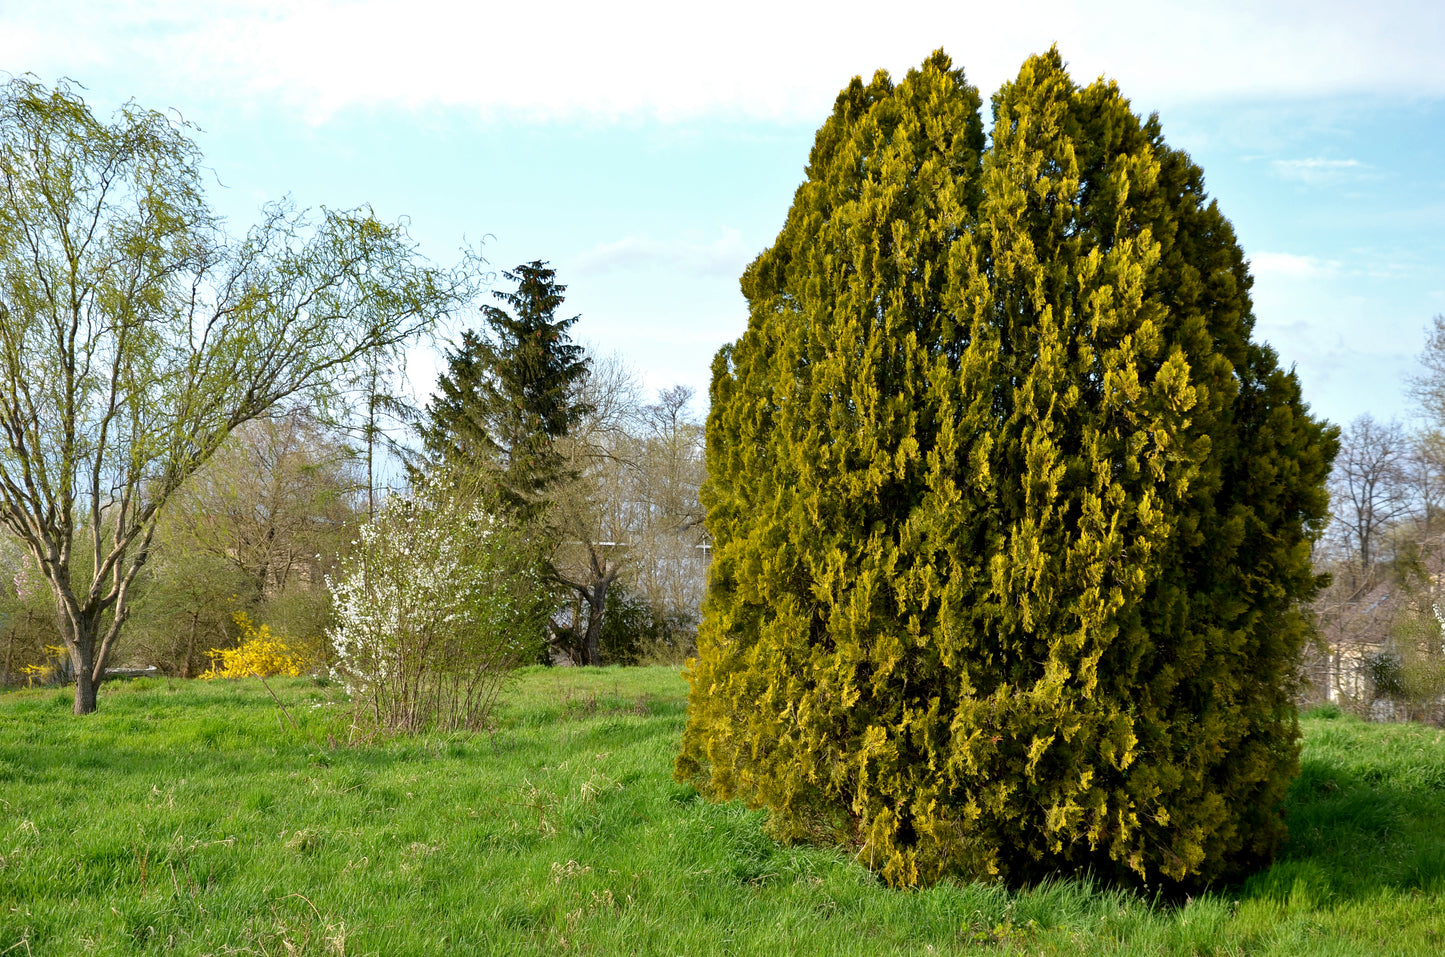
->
628, 385, 708, 625
547, 363, 709, 665
1326, 415, 1413, 581
1308, 338, 1445, 716
549, 354, 642, 665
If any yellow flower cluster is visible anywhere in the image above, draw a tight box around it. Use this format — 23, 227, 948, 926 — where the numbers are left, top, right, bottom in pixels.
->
19, 644, 68, 687
201, 612, 315, 680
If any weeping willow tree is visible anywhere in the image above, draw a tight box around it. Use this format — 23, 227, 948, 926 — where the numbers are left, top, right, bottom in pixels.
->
676, 49, 1336, 888
0, 78, 467, 713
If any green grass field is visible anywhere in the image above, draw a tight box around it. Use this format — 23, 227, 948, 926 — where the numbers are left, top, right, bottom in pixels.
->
2, 668, 1443, 955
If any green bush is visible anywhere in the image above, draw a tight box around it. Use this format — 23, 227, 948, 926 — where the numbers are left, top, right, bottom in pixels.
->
599, 584, 697, 666
1368, 649, 1406, 700
1371, 605, 1445, 723
676, 49, 1336, 889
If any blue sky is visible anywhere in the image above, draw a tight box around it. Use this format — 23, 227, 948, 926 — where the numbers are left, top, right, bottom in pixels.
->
5, 0, 1444, 429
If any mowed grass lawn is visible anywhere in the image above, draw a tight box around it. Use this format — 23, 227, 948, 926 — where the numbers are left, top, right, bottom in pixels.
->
3, 667, 1444, 956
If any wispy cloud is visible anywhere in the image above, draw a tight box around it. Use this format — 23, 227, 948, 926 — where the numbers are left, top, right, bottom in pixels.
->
1250, 252, 1340, 279
575, 229, 754, 278
4, 1, 1444, 125
1275, 158, 1363, 173
1272, 157, 1370, 184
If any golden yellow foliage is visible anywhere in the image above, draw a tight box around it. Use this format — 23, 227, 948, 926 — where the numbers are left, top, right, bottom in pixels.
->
677, 49, 1336, 890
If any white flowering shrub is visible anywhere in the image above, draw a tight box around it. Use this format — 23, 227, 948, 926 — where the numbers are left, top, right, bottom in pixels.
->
328, 479, 550, 733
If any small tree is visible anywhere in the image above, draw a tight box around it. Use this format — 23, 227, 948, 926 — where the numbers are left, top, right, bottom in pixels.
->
421, 261, 591, 522
0, 78, 468, 713
677, 49, 1336, 888
547, 353, 642, 665
328, 475, 551, 733
125, 552, 250, 678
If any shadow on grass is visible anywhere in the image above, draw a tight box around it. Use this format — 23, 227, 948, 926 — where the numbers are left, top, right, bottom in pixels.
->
1239, 713, 1445, 906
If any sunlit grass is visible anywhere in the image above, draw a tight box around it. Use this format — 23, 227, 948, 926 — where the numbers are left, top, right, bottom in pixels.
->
2, 671, 1442, 954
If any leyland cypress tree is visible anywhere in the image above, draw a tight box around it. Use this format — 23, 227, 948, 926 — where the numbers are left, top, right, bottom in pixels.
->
676, 49, 1336, 888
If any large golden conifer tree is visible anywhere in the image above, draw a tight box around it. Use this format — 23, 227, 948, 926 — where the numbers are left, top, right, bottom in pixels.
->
677, 49, 1336, 888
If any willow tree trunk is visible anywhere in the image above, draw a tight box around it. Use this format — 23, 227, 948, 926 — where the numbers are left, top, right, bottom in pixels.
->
66, 621, 100, 715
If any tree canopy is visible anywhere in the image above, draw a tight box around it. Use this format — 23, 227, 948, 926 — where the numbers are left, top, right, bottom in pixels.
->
676, 49, 1336, 888
421, 261, 591, 523
0, 77, 469, 713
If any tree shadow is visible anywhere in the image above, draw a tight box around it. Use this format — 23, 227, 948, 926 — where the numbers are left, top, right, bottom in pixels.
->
1238, 727, 1445, 906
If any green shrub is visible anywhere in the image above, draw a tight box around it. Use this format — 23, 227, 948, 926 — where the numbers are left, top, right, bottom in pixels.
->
1368, 649, 1406, 700
1379, 602, 1445, 723
676, 49, 1336, 889
599, 584, 697, 666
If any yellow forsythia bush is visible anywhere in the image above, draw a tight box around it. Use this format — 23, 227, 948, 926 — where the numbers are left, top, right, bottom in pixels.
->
202, 612, 316, 679
19, 644, 68, 687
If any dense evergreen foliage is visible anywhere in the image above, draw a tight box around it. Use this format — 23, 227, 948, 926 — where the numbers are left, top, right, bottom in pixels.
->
421, 261, 591, 521
676, 49, 1337, 888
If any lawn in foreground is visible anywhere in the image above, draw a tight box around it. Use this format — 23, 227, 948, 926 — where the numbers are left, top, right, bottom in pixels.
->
2, 668, 1443, 955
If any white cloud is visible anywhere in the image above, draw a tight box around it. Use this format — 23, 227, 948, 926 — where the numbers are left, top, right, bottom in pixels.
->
1272, 157, 1370, 184
575, 228, 753, 278
4, 0, 1444, 125
1274, 158, 1364, 173
1250, 252, 1340, 279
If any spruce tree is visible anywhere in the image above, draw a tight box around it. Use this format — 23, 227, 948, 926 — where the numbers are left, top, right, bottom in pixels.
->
421, 261, 591, 521
676, 50, 1336, 888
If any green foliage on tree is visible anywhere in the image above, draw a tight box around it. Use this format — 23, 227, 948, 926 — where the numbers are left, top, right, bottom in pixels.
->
675, 49, 1337, 889
421, 262, 626, 663
120, 412, 360, 678
421, 261, 592, 522
597, 581, 696, 667
0, 78, 468, 714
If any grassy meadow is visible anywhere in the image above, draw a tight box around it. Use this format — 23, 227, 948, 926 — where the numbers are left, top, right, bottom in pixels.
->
2, 667, 1444, 955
